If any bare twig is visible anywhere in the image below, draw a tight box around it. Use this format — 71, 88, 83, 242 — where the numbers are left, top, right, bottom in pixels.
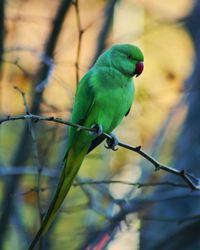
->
0, 0, 4, 115
0, 114, 92, 131
142, 214, 200, 224
0, 0, 4, 74
73, 0, 84, 84
14, 87, 30, 114
1, 113, 200, 190
91, 0, 117, 65
114, 142, 200, 190
0, 166, 191, 190
0, 166, 58, 178
7, 14, 52, 24
18, 187, 52, 197
74, 179, 188, 189
76, 176, 110, 218
4, 47, 55, 92
2, 58, 33, 77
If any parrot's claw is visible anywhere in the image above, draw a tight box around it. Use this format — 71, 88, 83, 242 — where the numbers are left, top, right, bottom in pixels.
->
90, 124, 103, 136
105, 133, 119, 151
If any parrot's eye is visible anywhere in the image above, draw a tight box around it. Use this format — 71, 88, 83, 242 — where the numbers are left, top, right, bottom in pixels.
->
127, 54, 133, 60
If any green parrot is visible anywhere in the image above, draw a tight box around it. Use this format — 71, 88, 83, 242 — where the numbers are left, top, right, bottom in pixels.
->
29, 44, 144, 249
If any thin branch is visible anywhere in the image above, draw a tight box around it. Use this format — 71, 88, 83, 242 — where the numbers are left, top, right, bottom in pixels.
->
13, 87, 29, 114
7, 14, 52, 24
81, 190, 200, 250
75, 176, 110, 219
74, 179, 189, 189
115, 142, 200, 190
142, 214, 200, 224
0, 0, 4, 74
73, 0, 84, 84
18, 187, 52, 197
0, 166, 58, 178
4, 47, 55, 91
91, 0, 117, 65
0, 114, 92, 131
0, 167, 189, 190
1, 113, 200, 191
2, 58, 33, 77
0, 0, 4, 116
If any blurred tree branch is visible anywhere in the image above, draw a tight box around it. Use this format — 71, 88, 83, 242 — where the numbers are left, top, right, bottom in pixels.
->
0, 0, 73, 247
74, 179, 189, 189
140, 1, 200, 249
0, 0, 4, 115
0, 166, 192, 190
73, 0, 83, 84
91, 0, 117, 65
2, 58, 33, 78
154, 220, 200, 250
142, 214, 200, 224
80, 191, 200, 250
0, 166, 58, 178
0, 114, 92, 131
0, 0, 4, 75
14, 86, 44, 237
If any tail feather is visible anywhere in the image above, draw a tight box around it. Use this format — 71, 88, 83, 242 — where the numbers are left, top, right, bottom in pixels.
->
28, 147, 87, 250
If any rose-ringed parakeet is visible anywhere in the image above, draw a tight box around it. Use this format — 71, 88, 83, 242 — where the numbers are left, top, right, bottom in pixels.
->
29, 44, 144, 249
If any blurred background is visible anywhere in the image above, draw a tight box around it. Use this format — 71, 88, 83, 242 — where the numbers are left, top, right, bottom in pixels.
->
0, 0, 200, 249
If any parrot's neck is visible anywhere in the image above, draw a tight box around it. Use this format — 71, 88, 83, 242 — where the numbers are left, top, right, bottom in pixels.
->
94, 50, 111, 68
94, 51, 132, 80
91, 66, 133, 91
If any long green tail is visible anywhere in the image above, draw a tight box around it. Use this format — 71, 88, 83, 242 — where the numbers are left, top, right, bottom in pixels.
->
28, 146, 88, 250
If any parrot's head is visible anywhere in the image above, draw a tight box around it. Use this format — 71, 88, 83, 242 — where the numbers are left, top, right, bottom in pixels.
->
109, 44, 144, 78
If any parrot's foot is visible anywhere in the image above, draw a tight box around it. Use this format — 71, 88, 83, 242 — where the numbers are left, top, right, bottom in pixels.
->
90, 124, 103, 136
105, 133, 119, 151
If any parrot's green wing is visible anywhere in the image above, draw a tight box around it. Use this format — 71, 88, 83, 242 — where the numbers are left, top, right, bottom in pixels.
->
71, 72, 95, 124
68, 69, 113, 154
66, 70, 95, 151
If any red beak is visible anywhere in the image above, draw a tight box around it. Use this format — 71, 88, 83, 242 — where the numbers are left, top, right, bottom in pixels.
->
135, 61, 144, 77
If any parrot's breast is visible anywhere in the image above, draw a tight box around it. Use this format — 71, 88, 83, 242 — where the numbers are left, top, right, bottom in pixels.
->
88, 80, 134, 133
